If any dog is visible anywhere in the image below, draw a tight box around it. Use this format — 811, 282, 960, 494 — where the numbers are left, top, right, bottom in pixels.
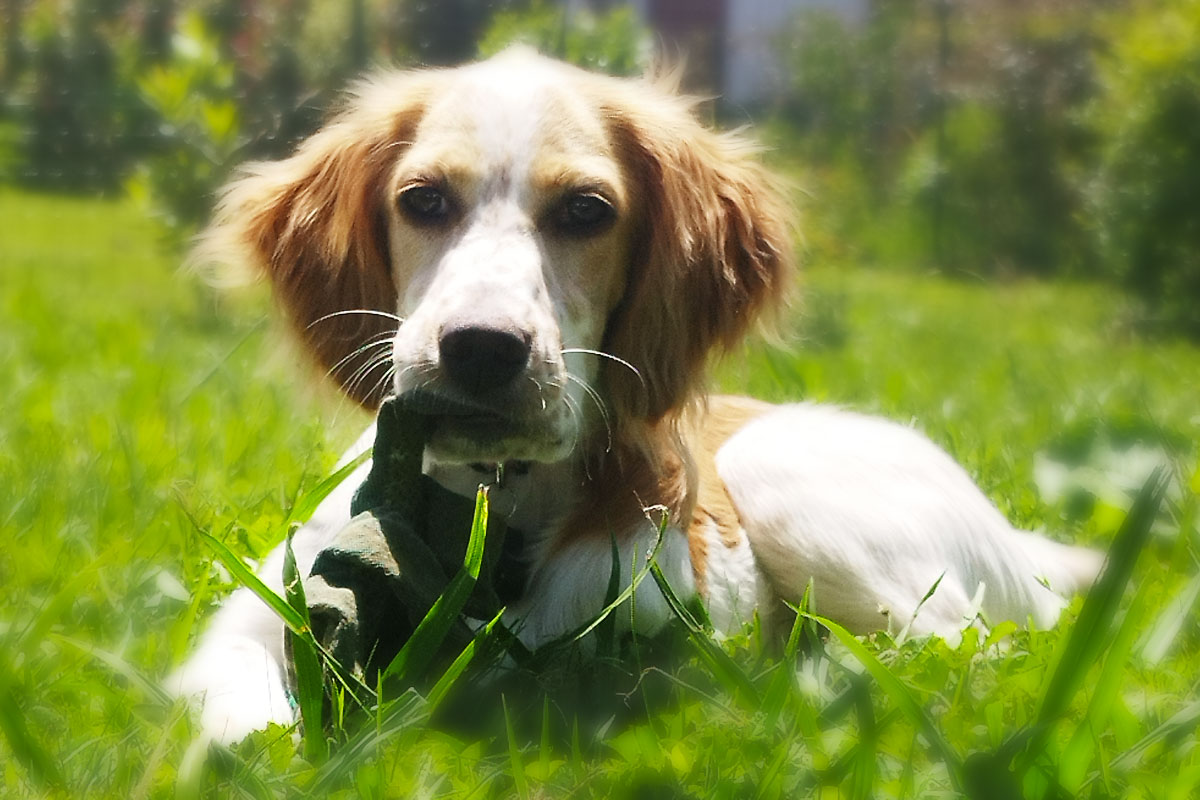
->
174, 49, 1103, 743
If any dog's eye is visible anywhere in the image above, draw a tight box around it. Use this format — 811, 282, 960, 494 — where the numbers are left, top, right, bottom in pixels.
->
399, 185, 452, 223
556, 193, 615, 235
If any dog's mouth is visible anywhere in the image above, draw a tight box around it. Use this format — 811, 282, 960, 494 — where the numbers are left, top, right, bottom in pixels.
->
396, 387, 568, 464
399, 387, 506, 422
398, 388, 514, 437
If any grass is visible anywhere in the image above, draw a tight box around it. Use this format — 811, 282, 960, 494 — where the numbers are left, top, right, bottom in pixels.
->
1, 186, 1198, 798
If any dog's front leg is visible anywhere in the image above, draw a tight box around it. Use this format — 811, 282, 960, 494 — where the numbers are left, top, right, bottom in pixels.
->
171, 429, 374, 743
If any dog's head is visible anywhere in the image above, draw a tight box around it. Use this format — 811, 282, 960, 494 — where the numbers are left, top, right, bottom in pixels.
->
199, 50, 791, 466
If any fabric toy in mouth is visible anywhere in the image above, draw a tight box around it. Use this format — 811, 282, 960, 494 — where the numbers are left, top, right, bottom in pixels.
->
290, 395, 528, 692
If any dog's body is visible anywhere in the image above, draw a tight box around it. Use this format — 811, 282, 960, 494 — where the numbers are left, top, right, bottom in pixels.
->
175, 51, 1101, 743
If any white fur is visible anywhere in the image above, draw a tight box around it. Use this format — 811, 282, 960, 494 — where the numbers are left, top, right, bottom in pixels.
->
503, 516, 696, 650
698, 519, 766, 636
713, 404, 1101, 640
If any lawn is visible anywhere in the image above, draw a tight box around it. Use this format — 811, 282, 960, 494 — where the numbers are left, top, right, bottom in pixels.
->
1, 187, 1197, 798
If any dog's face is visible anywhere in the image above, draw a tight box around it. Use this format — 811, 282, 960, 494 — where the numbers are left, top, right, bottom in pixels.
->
385, 58, 636, 463
200, 50, 790, 467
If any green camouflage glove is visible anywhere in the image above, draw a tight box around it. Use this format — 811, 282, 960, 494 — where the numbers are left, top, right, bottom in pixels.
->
296, 395, 516, 687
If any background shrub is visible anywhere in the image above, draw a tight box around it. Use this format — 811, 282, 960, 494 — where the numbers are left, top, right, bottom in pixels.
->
1089, 0, 1200, 336
2, 0, 1200, 336
783, 2, 1097, 278
9, 1, 163, 192
127, 12, 242, 237
478, 0, 649, 76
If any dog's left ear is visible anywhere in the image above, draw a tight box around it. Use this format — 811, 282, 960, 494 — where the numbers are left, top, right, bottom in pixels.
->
601, 87, 794, 423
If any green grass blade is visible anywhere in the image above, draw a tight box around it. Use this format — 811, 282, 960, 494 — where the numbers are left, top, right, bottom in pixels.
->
539, 695, 552, 778
283, 529, 327, 763
285, 448, 372, 527
0, 667, 65, 791
311, 690, 428, 795
13, 567, 97, 655
753, 732, 797, 800
807, 611, 964, 791
848, 674, 877, 800
562, 512, 669, 645
650, 560, 760, 705
1058, 578, 1151, 792
762, 612, 805, 733
426, 607, 507, 711
570, 717, 584, 783
897, 571, 946, 642
596, 533, 622, 660
382, 485, 490, 686
1139, 568, 1200, 664
763, 588, 822, 732
1106, 700, 1200, 775
197, 520, 374, 712
198, 528, 309, 635
1031, 470, 1169, 737
504, 696, 530, 800
52, 635, 173, 705
527, 514, 671, 663
792, 582, 822, 656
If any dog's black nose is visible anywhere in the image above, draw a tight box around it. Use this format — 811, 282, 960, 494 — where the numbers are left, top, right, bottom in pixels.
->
438, 321, 532, 394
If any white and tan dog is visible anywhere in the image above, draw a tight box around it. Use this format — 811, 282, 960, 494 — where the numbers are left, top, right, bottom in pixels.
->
175, 50, 1101, 743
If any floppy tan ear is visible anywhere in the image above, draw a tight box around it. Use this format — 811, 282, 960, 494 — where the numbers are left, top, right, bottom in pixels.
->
600, 86, 794, 425
194, 74, 436, 408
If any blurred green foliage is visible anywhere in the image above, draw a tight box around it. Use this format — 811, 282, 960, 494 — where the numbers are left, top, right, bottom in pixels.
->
478, 1, 648, 76
1089, 0, 1200, 337
0, 0, 643, 233
1, 0, 1199, 334
127, 12, 241, 238
781, 0, 1200, 336
782, 1, 1094, 275
4, 0, 165, 192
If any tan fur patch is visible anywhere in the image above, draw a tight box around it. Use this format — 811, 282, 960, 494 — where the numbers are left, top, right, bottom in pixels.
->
551, 420, 694, 556
684, 395, 775, 594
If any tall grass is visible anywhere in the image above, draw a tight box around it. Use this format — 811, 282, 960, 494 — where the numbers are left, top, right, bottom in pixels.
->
1, 187, 1197, 797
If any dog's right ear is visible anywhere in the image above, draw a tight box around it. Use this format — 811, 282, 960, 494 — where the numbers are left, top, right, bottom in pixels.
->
596, 79, 793, 427
194, 73, 435, 408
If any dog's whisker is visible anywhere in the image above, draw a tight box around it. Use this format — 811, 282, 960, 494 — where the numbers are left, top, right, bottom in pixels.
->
561, 392, 583, 461
526, 375, 550, 412
341, 364, 382, 402
326, 338, 392, 376
342, 351, 393, 399
393, 361, 437, 394
561, 348, 646, 390
354, 364, 393, 405
394, 362, 420, 383
367, 364, 398, 404
566, 372, 613, 453
337, 352, 388, 390
307, 309, 405, 330
325, 336, 395, 380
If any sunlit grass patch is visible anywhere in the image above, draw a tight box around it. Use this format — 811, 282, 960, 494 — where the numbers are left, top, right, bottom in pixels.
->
1, 188, 1198, 797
